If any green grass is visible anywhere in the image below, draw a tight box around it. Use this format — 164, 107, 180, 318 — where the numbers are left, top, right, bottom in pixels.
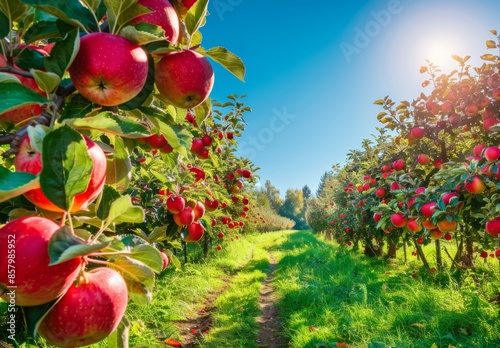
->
2, 230, 500, 348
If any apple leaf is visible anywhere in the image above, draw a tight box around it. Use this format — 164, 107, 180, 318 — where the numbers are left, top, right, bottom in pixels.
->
105, 136, 132, 191
205, 46, 245, 82
107, 255, 155, 306
107, 316, 131, 348
0, 81, 48, 115
140, 107, 182, 149
119, 54, 155, 111
60, 93, 95, 120
80, 0, 100, 13
21, 297, 60, 338
481, 54, 496, 61
24, 10, 60, 43
184, 0, 208, 36
31, 69, 61, 95
0, 10, 9, 38
44, 28, 79, 78
64, 112, 149, 138
27, 124, 50, 154
20, 0, 97, 32
120, 24, 165, 45
13, 46, 47, 70
40, 125, 93, 211
97, 185, 121, 221
106, 195, 145, 225
129, 245, 163, 274
148, 226, 168, 243
48, 225, 111, 265
0, 165, 39, 203
0, 72, 21, 83
0, 0, 28, 22
103, 0, 150, 35
194, 97, 211, 126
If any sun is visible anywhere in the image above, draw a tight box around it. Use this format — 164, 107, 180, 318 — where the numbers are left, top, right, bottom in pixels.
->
424, 40, 462, 71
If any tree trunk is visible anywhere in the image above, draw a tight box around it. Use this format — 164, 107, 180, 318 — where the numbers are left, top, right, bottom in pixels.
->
414, 239, 430, 269
387, 242, 397, 259
435, 239, 443, 271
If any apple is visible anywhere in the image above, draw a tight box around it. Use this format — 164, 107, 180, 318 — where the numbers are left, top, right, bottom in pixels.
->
181, 0, 198, 10
480, 251, 489, 258
242, 169, 252, 178
391, 213, 408, 228
433, 159, 444, 169
183, 221, 205, 242
217, 232, 224, 239
68, 33, 149, 106
160, 251, 170, 270
421, 202, 438, 218
373, 212, 382, 222
483, 118, 499, 132
166, 195, 185, 214
465, 103, 478, 116
131, 0, 179, 45
242, 197, 249, 205
204, 197, 219, 211
0, 217, 82, 306
444, 233, 452, 241
154, 50, 214, 109
38, 268, 128, 347
201, 135, 213, 146
430, 229, 443, 240
484, 146, 500, 161
492, 88, 500, 101
422, 219, 437, 230
407, 218, 422, 232
375, 187, 387, 198
216, 245, 222, 251
191, 200, 205, 220
417, 154, 430, 165
442, 192, 459, 206
189, 166, 205, 182
464, 176, 486, 194
191, 138, 204, 154
417, 237, 424, 244
437, 219, 457, 232
410, 127, 425, 139
173, 207, 195, 226
448, 113, 461, 125
474, 144, 486, 157
393, 159, 406, 171
485, 217, 500, 237
197, 148, 209, 160
14, 134, 107, 213
147, 134, 168, 149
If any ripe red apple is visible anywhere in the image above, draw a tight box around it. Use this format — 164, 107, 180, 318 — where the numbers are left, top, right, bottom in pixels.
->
422, 219, 437, 230
0, 217, 82, 306
464, 176, 486, 194
417, 154, 430, 165
242, 197, 249, 205
442, 192, 459, 206
483, 118, 499, 132
201, 135, 212, 146
437, 219, 457, 232
131, 0, 179, 45
38, 267, 128, 347
421, 202, 438, 218
474, 144, 486, 157
183, 221, 205, 242
68, 33, 149, 106
154, 50, 214, 109
407, 218, 422, 232
393, 159, 406, 171
217, 232, 224, 239
160, 251, 170, 270
444, 233, 452, 241
480, 251, 489, 258
373, 212, 382, 222
465, 103, 478, 116
391, 213, 408, 228
191, 200, 205, 220
166, 195, 185, 214
181, 0, 198, 9
189, 166, 205, 182
484, 146, 500, 161
147, 134, 168, 149
191, 138, 204, 154
417, 237, 424, 244
433, 159, 444, 169
375, 187, 386, 198
486, 217, 500, 237
242, 169, 252, 178
14, 135, 107, 213
173, 206, 195, 226
430, 229, 442, 240
410, 127, 425, 139
204, 197, 219, 211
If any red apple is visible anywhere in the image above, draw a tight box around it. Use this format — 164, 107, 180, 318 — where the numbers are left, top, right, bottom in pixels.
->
465, 103, 478, 116
38, 268, 128, 347
410, 127, 425, 139
444, 233, 452, 241
375, 187, 386, 198
393, 159, 406, 171
430, 229, 443, 240
0, 217, 82, 306
464, 176, 486, 194
242, 197, 249, 205
417, 237, 424, 244
154, 50, 214, 109
483, 118, 499, 132
442, 192, 459, 206
160, 251, 170, 270
417, 154, 431, 165
191, 200, 205, 220
68, 33, 149, 106
407, 218, 422, 232
191, 138, 204, 154
437, 219, 457, 232
189, 166, 205, 182
217, 232, 224, 239
242, 169, 252, 178
486, 217, 500, 237
131, 0, 179, 45
474, 144, 486, 157
201, 135, 212, 146
173, 207, 195, 226
183, 221, 205, 242
373, 212, 382, 222
391, 213, 408, 228
181, 0, 198, 9
166, 195, 185, 214
484, 146, 500, 161
204, 197, 219, 211
14, 134, 107, 213
422, 219, 437, 230
421, 202, 438, 218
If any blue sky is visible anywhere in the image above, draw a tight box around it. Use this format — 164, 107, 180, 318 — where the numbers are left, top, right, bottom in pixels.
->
201, 0, 500, 197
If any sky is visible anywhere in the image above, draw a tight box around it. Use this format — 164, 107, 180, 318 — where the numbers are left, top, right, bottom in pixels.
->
200, 0, 500, 197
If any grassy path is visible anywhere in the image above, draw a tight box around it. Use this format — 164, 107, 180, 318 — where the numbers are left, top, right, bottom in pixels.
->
3, 230, 500, 347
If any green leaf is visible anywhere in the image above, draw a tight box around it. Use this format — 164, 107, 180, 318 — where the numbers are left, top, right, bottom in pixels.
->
31, 69, 61, 94
194, 97, 211, 126
40, 125, 93, 211
0, 10, 9, 38
184, 0, 208, 36
107, 255, 155, 306
97, 185, 121, 220
0, 0, 28, 22
60, 93, 95, 120
80, 0, 101, 13
44, 28, 79, 78
206, 46, 245, 82
0, 81, 48, 114
65, 112, 149, 138
21, 298, 59, 338
119, 24, 165, 45
107, 195, 145, 225
148, 226, 167, 243
130, 245, 163, 274
103, 0, 146, 35
14, 46, 47, 70
20, 0, 98, 32
105, 136, 132, 191
0, 165, 39, 203
0, 72, 20, 83
48, 225, 111, 265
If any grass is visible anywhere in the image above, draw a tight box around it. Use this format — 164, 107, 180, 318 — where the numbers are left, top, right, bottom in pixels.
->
2, 230, 500, 348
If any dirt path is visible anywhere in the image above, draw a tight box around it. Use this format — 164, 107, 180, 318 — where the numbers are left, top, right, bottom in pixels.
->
255, 249, 288, 348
